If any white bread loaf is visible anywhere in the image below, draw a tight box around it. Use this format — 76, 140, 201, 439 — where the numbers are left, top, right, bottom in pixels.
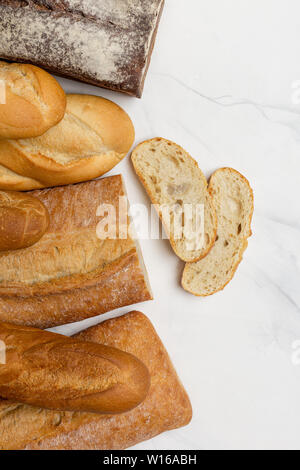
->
0, 94, 135, 190
131, 138, 217, 262
182, 168, 254, 296
0, 321, 150, 415
0, 61, 66, 139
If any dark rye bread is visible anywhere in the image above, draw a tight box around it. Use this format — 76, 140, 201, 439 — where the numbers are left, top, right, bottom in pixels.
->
0, 0, 165, 98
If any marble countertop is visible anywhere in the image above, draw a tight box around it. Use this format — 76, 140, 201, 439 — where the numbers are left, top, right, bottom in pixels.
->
53, 0, 300, 450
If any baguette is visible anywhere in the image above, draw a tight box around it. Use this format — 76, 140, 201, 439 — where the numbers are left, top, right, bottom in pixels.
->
0, 61, 66, 139
0, 94, 135, 190
0, 0, 165, 98
0, 190, 49, 251
131, 138, 217, 262
0, 176, 152, 328
0, 322, 150, 414
0, 312, 192, 450
182, 168, 254, 296
0, 164, 43, 191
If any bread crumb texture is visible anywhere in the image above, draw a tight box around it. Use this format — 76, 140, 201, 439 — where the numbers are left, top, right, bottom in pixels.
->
182, 168, 254, 296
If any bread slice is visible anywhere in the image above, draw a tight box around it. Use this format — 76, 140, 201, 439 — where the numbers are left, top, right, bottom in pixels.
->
0, 61, 66, 139
0, 94, 135, 190
131, 138, 217, 262
0, 311, 192, 450
182, 168, 254, 296
0, 176, 152, 328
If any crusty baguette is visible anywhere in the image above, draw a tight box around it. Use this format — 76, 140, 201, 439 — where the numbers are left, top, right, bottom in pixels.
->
182, 168, 254, 296
0, 312, 192, 450
0, 322, 150, 414
0, 190, 49, 251
0, 176, 152, 328
131, 138, 217, 262
0, 61, 66, 139
0, 94, 135, 190
0, 163, 43, 191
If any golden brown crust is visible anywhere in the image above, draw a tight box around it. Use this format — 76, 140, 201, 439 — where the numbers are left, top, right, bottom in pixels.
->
0, 95, 135, 190
132, 137, 217, 263
0, 190, 49, 251
0, 1, 165, 98
0, 177, 152, 328
0, 312, 192, 450
0, 61, 66, 139
0, 164, 43, 191
182, 167, 254, 296
0, 322, 150, 414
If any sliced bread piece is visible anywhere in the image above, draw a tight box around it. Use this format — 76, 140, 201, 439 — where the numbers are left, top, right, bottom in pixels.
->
182, 168, 254, 296
131, 138, 217, 262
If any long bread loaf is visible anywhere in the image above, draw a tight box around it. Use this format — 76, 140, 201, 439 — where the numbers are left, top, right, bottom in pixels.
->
0, 322, 150, 414
0, 176, 152, 328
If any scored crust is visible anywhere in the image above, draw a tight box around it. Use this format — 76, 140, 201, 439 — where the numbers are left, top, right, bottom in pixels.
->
0, 176, 152, 328
0, 95, 135, 190
182, 168, 254, 296
0, 311, 192, 450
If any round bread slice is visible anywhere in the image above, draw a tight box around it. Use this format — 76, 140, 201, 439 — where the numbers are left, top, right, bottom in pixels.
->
0, 94, 135, 189
0, 61, 66, 139
131, 138, 217, 262
182, 168, 254, 296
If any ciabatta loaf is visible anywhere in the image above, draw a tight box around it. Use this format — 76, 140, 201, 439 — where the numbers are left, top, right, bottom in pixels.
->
0, 61, 66, 139
0, 312, 192, 450
0, 176, 152, 328
0, 322, 150, 414
0, 94, 135, 190
182, 168, 254, 296
131, 138, 217, 262
0, 190, 49, 251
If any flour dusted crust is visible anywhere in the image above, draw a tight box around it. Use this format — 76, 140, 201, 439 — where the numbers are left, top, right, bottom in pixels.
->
0, 177, 152, 328
0, 0, 165, 97
0, 190, 49, 251
0, 312, 192, 450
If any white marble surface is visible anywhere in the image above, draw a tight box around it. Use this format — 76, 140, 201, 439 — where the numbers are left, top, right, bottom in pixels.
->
52, 0, 300, 450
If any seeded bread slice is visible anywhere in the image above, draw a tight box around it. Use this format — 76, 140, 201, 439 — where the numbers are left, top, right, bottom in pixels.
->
131, 138, 217, 262
182, 168, 254, 296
